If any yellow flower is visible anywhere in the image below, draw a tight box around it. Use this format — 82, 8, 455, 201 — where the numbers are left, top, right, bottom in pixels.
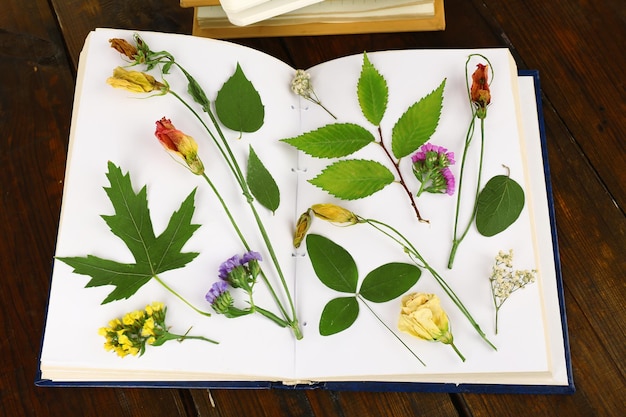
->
310, 204, 359, 224
398, 293, 453, 344
293, 211, 311, 248
106, 66, 165, 93
145, 302, 164, 316
141, 317, 156, 337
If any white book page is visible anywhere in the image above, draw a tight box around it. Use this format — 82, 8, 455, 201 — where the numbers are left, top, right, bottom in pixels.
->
292, 50, 552, 382
220, 0, 323, 26
40, 28, 303, 381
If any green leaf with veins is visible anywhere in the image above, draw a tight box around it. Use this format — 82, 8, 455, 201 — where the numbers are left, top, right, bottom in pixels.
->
58, 161, 200, 304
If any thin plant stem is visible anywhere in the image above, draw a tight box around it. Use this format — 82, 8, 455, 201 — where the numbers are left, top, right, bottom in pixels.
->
358, 295, 426, 366
153, 274, 213, 317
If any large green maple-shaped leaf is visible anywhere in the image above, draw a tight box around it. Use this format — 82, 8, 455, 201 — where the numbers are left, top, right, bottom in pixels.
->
57, 162, 200, 304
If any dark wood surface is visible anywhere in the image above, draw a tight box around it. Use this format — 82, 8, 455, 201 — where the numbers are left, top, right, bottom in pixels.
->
1, 0, 624, 415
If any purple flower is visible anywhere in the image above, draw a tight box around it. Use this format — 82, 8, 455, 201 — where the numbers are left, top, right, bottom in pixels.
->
205, 280, 229, 304
412, 143, 456, 196
241, 250, 262, 264
441, 167, 455, 195
218, 254, 241, 280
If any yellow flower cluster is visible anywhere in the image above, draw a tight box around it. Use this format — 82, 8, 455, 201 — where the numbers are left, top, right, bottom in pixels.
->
98, 302, 165, 357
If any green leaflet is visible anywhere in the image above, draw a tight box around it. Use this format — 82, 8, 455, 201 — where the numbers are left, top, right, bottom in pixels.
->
359, 263, 421, 303
308, 159, 394, 200
357, 52, 388, 126
57, 162, 200, 304
306, 234, 358, 293
280, 123, 375, 158
475, 175, 525, 237
391, 79, 446, 159
319, 297, 360, 336
215, 63, 264, 133
247, 145, 280, 213
306, 234, 420, 336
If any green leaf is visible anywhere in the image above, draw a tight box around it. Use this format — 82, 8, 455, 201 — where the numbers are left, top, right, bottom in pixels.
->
57, 162, 200, 304
357, 52, 388, 126
319, 296, 359, 336
280, 123, 375, 158
475, 175, 525, 237
309, 159, 394, 200
247, 145, 280, 213
359, 263, 421, 303
215, 63, 264, 133
391, 79, 446, 159
306, 234, 358, 293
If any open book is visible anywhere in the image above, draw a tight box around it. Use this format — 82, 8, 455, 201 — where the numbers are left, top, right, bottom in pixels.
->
37, 28, 573, 393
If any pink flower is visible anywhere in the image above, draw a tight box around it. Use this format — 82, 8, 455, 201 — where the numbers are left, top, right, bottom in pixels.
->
154, 117, 204, 175
411, 142, 456, 196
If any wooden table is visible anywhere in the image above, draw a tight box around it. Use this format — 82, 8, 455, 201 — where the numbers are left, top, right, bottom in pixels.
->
2, 0, 624, 415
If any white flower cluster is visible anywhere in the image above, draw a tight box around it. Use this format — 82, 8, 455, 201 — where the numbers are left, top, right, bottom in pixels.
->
490, 249, 537, 302
291, 69, 313, 99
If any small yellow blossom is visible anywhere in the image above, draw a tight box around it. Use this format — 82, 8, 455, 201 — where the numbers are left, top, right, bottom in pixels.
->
310, 204, 359, 224
399, 293, 465, 361
293, 211, 311, 248
106, 66, 165, 93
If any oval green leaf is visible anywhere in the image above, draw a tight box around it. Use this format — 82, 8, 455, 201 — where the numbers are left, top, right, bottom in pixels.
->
308, 159, 394, 200
319, 296, 359, 336
357, 52, 388, 126
247, 145, 280, 213
359, 262, 421, 303
306, 234, 358, 293
391, 79, 446, 159
215, 63, 264, 133
280, 123, 375, 158
476, 175, 525, 237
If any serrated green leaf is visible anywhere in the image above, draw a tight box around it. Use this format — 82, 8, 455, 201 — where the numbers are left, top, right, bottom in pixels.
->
215, 63, 264, 133
359, 263, 421, 303
247, 145, 280, 213
476, 175, 525, 237
57, 162, 200, 304
309, 159, 394, 200
280, 123, 375, 158
391, 79, 446, 159
306, 234, 358, 293
357, 52, 388, 126
319, 296, 359, 336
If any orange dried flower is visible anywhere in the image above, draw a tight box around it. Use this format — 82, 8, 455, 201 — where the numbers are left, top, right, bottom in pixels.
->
109, 38, 138, 61
470, 63, 491, 119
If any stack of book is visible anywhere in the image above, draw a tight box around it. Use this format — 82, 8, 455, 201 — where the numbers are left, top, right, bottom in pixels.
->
181, 0, 445, 38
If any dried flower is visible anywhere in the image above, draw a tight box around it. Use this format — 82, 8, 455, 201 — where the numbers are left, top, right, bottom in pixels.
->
470, 63, 491, 119
489, 249, 537, 333
411, 143, 456, 196
98, 302, 216, 357
398, 293, 465, 361
109, 38, 138, 61
106, 66, 166, 93
291, 70, 336, 119
310, 204, 359, 224
154, 117, 204, 175
293, 211, 312, 248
